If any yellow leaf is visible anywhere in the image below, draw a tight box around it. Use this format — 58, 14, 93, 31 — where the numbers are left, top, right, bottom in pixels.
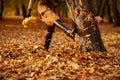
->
34, 45, 39, 49
85, 34, 91, 38
87, 12, 92, 21
89, 67, 95, 73
22, 16, 36, 28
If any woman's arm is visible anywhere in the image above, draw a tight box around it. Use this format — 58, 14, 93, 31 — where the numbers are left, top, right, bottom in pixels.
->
27, 0, 36, 17
28, 0, 36, 10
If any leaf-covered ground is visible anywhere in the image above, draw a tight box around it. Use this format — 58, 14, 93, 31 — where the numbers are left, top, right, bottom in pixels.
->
0, 17, 120, 80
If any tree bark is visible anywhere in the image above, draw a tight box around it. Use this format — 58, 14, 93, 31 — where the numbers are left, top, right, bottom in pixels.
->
0, 0, 4, 20
94, 0, 103, 15
98, 0, 107, 18
66, 0, 107, 53
14, 0, 20, 15
106, 0, 113, 23
21, 3, 27, 18
111, 0, 120, 26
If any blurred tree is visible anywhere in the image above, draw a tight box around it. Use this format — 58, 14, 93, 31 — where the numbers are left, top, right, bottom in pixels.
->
0, 0, 4, 20
21, 3, 27, 18
21, 0, 28, 18
55, 0, 68, 17
111, 0, 120, 26
66, 0, 107, 52
98, 0, 107, 19
106, 0, 113, 23
93, 0, 102, 15
15, 0, 28, 18
96, 0, 120, 26
14, 0, 20, 15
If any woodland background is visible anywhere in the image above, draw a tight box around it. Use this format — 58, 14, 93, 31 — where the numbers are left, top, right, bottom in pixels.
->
0, 0, 120, 80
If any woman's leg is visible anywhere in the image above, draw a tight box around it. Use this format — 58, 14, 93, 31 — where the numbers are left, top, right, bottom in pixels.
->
44, 25, 55, 50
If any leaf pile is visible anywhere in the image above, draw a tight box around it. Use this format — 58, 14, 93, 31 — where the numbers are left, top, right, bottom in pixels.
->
0, 20, 120, 80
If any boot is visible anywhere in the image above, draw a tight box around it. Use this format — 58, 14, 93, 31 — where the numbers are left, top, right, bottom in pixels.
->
44, 33, 52, 50
54, 19, 75, 39
44, 25, 55, 50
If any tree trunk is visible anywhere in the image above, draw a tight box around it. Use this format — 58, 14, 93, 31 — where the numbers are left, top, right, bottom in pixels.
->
93, 0, 101, 15
107, 0, 113, 23
14, 0, 20, 15
21, 3, 27, 18
111, 0, 120, 26
53, 0, 68, 17
0, 0, 4, 20
98, 0, 107, 20
66, 0, 107, 53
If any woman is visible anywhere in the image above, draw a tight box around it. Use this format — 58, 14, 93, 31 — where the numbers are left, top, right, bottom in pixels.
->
27, 0, 75, 50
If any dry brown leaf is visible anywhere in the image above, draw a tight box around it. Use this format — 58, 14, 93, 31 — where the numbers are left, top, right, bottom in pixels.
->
67, 61, 79, 70
0, 55, 3, 63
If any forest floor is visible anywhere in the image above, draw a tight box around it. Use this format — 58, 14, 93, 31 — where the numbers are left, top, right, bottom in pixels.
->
0, 16, 120, 80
